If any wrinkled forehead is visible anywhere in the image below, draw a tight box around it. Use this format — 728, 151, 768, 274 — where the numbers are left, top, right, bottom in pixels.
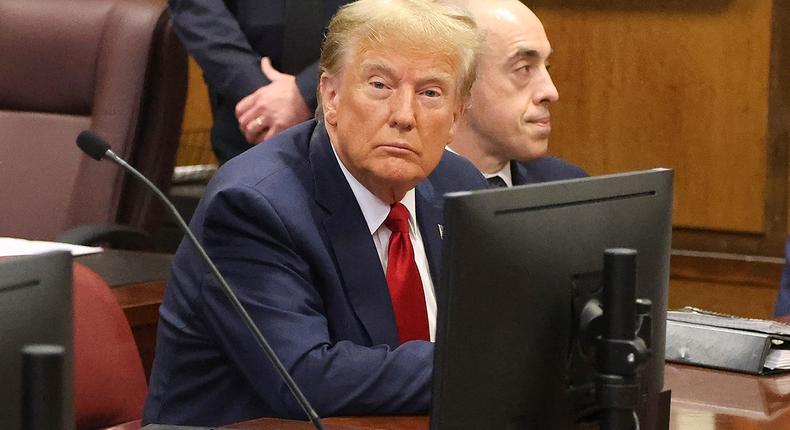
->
339, 28, 462, 75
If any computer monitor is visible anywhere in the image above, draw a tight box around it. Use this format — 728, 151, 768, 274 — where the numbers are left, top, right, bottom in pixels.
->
0, 251, 74, 430
431, 169, 673, 429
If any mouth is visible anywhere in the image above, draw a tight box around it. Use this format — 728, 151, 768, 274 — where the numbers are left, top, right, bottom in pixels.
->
526, 116, 551, 127
378, 142, 418, 155
524, 115, 552, 138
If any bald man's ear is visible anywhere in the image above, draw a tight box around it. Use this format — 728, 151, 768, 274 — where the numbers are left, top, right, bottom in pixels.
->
319, 73, 340, 126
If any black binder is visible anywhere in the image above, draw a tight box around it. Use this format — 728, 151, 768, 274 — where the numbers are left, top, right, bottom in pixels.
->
665, 308, 790, 375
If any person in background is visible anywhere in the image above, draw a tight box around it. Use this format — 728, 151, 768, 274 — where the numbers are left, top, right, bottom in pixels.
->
143, 0, 486, 426
446, 0, 586, 187
774, 238, 790, 319
168, 0, 349, 163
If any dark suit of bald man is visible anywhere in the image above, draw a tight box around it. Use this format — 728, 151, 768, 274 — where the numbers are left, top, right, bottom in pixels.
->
168, 0, 349, 163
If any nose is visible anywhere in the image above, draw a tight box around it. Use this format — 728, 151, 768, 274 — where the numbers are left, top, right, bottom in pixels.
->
536, 67, 559, 104
388, 89, 416, 131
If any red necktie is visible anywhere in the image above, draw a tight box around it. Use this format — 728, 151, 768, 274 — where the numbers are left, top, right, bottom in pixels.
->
384, 203, 429, 343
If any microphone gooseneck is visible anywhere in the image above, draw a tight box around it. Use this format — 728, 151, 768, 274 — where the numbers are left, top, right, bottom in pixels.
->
75, 131, 325, 430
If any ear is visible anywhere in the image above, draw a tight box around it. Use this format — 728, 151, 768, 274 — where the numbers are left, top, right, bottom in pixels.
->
447, 102, 465, 141
319, 73, 340, 126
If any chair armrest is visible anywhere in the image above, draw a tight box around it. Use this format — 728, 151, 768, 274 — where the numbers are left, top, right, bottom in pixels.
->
57, 224, 150, 250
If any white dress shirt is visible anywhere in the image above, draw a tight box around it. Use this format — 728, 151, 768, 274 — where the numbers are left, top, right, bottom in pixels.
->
331, 145, 438, 341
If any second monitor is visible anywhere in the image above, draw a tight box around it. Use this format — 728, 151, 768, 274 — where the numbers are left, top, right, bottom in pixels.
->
431, 169, 673, 429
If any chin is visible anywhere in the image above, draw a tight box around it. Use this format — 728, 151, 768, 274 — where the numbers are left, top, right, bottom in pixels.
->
512, 139, 549, 161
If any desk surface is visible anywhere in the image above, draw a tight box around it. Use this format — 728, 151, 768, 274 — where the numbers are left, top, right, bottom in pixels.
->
78, 249, 172, 287
85, 251, 790, 429
227, 364, 790, 430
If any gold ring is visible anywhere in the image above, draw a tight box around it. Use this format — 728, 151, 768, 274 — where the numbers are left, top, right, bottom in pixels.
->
254, 116, 264, 127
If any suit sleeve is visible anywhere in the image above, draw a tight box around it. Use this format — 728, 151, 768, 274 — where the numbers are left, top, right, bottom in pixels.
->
167, 0, 269, 104
197, 185, 432, 418
294, 61, 320, 113
775, 238, 790, 317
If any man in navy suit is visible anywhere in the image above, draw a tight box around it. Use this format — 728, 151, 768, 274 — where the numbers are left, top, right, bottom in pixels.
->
446, 0, 586, 186
143, 0, 485, 425
168, 0, 349, 163
774, 238, 790, 318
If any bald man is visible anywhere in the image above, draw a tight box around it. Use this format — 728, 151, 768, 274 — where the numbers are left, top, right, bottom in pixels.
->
448, 0, 585, 187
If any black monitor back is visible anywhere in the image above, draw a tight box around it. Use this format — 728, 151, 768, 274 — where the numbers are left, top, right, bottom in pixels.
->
0, 251, 74, 430
431, 169, 673, 430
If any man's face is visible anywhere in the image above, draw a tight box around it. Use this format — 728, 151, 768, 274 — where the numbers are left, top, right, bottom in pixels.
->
320, 43, 464, 203
465, 3, 559, 163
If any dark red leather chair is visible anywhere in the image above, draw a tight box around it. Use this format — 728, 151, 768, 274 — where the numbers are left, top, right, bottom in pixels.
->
0, 0, 187, 246
73, 262, 148, 430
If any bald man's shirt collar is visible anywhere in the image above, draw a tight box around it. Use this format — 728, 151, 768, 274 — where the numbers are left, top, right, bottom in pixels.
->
444, 146, 513, 187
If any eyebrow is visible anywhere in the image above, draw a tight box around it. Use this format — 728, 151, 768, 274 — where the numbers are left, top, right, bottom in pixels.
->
361, 62, 454, 86
510, 47, 553, 62
362, 62, 395, 77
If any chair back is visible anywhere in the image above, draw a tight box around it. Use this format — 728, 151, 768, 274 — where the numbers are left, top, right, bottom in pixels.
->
0, 0, 188, 240
73, 262, 147, 430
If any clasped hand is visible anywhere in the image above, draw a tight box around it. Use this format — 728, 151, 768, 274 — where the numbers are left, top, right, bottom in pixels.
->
236, 57, 312, 144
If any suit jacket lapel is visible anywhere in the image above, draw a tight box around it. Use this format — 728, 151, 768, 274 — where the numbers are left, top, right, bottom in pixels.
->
416, 179, 443, 288
309, 123, 399, 348
511, 160, 528, 186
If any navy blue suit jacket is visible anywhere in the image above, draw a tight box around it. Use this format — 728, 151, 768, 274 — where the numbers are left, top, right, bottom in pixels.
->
143, 120, 487, 426
511, 156, 587, 185
775, 238, 790, 317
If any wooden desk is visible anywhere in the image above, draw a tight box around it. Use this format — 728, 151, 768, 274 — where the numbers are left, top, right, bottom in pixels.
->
228, 364, 790, 430
78, 251, 790, 428
664, 363, 790, 429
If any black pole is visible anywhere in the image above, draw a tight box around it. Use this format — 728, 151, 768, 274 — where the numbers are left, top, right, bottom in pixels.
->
602, 249, 637, 341
22, 344, 64, 430
597, 249, 643, 430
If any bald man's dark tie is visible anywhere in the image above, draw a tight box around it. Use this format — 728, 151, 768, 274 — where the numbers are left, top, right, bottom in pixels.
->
487, 176, 508, 188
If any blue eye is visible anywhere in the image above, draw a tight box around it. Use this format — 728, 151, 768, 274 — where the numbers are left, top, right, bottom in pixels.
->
423, 89, 440, 98
371, 81, 386, 89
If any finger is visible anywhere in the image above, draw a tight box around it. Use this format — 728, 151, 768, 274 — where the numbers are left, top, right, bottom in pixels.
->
243, 116, 266, 134
260, 57, 283, 80
264, 121, 291, 140
243, 124, 266, 144
249, 127, 268, 145
238, 105, 266, 131
262, 125, 279, 141
236, 94, 255, 119
237, 114, 254, 135
235, 90, 257, 116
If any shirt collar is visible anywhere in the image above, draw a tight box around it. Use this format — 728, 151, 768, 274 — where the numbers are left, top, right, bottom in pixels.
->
330, 143, 417, 234
445, 146, 513, 187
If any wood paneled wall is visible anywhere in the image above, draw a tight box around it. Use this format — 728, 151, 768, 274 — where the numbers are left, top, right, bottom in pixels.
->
174, 58, 216, 166
530, 0, 790, 257
526, 0, 790, 318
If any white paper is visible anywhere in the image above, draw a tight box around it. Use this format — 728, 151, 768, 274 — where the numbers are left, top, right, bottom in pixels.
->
0, 237, 102, 257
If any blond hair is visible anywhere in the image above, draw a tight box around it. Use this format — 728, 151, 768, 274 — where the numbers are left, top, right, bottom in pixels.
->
320, 0, 481, 102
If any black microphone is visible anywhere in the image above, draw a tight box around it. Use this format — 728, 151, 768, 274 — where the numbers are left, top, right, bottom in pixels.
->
75, 130, 325, 430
